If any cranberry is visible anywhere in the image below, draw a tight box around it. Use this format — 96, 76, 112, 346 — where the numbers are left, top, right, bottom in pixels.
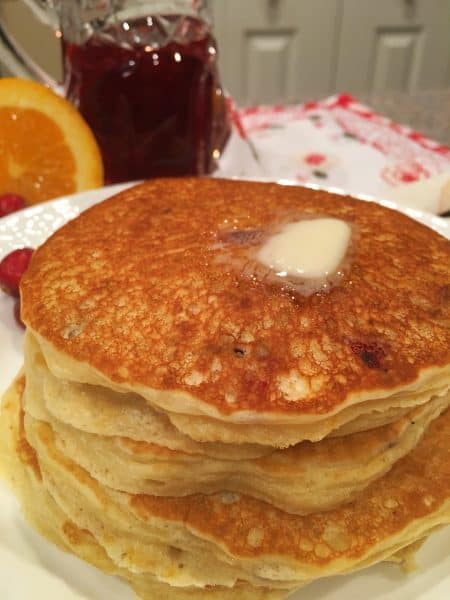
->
0, 248, 34, 297
350, 341, 386, 370
0, 194, 26, 218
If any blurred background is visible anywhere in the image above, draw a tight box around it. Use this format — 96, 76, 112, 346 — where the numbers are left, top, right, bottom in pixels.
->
1, 0, 449, 141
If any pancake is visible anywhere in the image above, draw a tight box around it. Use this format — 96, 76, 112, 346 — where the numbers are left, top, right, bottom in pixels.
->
22, 331, 450, 514
20, 178, 450, 446
0, 377, 285, 599
23, 341, 450, 513
33, 391, 450, 514
30, 330, 450, 447
3, 178, 450, 598
26, 411, 450, 587
3, 375, 450, 596
24, 331, 270, 460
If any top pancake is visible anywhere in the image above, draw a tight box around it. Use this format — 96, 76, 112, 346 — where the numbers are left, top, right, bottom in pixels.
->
20, 178, 450, 423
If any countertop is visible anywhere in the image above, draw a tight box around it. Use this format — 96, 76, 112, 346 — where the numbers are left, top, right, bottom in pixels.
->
356, 89, 450, 147
250, 89, 450, 147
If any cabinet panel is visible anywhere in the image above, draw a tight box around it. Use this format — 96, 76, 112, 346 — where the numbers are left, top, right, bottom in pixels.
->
245, 30, 295, 103
335, 0, 450, 93
211, 0, 340, 105
372, 28, 424, 91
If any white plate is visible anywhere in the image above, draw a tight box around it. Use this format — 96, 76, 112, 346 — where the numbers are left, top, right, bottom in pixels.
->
0, 183, 449, 600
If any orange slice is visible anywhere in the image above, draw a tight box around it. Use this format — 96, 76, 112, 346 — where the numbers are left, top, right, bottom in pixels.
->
0, 78, 104, 205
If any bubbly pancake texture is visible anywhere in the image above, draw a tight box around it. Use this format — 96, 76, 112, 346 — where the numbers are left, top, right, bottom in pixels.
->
20, 179, 450, 426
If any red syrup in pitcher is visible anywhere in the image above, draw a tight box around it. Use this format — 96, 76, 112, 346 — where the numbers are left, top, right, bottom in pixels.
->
63, 17, 229, 184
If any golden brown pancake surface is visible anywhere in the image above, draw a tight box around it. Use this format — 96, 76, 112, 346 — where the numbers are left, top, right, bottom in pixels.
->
20, 178, 450, 419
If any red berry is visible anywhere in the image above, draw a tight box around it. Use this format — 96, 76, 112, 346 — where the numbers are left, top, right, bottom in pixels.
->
0, 248, 34, 297
0, 194, 26, 218
14, 299, 25, 328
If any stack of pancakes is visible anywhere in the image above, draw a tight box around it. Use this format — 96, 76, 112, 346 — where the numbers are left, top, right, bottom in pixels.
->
1, 178, 449, 599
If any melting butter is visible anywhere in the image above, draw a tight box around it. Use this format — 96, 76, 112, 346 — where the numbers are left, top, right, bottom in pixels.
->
257, 218, 351, 279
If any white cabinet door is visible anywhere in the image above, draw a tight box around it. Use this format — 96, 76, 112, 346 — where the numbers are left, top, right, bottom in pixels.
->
211, 0, 340, 106
335, 0, 450, 93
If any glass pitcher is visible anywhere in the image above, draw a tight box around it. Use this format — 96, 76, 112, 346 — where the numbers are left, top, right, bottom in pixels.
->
9, 0, 230, 183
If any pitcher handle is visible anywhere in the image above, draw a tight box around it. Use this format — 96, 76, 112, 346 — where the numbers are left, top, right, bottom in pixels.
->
1, 0, 62, 93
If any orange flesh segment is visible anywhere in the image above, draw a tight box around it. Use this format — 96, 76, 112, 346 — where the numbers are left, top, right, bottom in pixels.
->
0, 107, 77, 205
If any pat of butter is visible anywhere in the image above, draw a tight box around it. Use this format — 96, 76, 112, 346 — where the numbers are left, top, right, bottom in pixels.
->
257, 218, 351, 279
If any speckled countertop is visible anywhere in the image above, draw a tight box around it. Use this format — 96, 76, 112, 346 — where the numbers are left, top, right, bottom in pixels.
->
289, 89, 450, 146
357, 89, 450, 146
